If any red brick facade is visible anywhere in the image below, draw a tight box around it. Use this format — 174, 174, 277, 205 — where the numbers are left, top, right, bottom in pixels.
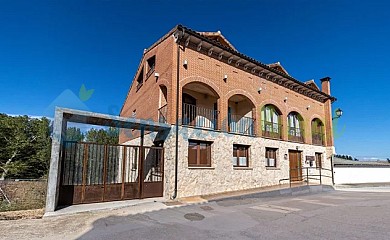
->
120, 26, 335, 147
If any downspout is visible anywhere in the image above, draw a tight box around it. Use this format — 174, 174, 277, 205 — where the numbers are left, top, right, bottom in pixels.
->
172, 28, 183, 199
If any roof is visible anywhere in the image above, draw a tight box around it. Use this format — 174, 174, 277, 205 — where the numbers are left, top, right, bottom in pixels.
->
267, 62, 290, 76
197, 31, 237, 51
334, 157, 390, 168
57, 107, 171, 132
141, 24, 337, 104
304, 80, 320, 91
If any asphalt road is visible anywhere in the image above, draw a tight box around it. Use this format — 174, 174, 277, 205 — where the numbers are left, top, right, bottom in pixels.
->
2, 189, 390, 240
78, 190, 390, 240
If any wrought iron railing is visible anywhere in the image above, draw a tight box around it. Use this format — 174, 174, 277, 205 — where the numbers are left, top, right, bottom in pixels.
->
158, 104, 167, 123
261, 120, 282, 139
288, 127, 304, 143
279, 167, 333, 188
228, 114, 255, 136
182, 103, 218, 129
312, 132, 325, 146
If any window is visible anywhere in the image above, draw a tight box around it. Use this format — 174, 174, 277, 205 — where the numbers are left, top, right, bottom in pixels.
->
312, 119, 325, 146
287, 112, 304, 142
232, 144, 249, 167
265, 148, 277, 167
136, 67, 144, 90
261, 105, 281, 139
146, 55, 156, 79
188, 140, 212, 167
315, 152, 322, 169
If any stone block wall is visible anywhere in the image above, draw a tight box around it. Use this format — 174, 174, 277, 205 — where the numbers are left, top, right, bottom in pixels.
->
124, 126, 332, 199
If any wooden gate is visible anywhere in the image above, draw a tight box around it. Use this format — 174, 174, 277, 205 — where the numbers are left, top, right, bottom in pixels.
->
58, 141, 164, 206
289, 150, 302, 181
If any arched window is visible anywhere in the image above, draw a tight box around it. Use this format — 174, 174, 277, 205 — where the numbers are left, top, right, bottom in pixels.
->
261, 105, 282, 139
287, 112, 304, 142
312, 118, 324, 145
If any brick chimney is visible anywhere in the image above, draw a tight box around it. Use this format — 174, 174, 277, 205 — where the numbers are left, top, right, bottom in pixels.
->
320, 76, 334, 148
320, 77, 331, 95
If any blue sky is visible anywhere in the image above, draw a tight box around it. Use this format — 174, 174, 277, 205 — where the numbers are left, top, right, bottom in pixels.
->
1, 0, 389, 158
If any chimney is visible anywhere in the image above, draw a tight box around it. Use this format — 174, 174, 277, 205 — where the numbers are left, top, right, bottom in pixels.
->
320, 77, 331, 95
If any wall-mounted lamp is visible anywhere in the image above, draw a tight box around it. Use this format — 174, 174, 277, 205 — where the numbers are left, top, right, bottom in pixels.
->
284, 154, 288, 160
223, 74, 228, 82
284, 97, 288, 102
296, 146, 299, 151
307, 105, 311, 110
154, 72, 160, 79
257, 87, 262, 94
183, 59, 188, 68
332, 108, 343, 120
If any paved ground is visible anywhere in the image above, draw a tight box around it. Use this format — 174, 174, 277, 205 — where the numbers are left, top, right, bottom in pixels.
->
1, 189, 390, 239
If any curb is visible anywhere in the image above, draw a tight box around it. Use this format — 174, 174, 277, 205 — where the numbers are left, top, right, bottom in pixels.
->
206, 185, 335, 202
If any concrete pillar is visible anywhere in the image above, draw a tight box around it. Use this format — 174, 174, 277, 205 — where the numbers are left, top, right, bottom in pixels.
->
45, 108, 67, 213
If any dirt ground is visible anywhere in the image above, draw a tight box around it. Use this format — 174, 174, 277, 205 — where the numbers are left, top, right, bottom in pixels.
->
0, 208, 44, 220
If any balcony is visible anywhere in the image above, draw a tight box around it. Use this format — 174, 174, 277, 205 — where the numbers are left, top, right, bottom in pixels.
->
228, 114, 254, 136
158, 104, 167, 123
288, 127, 304, 143
261, 120, 282, 139
182, 103, 218, 130
312, 132, 325, 146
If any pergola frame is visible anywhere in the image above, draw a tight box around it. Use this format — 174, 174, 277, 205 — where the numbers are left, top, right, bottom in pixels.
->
45, 107, 171, 213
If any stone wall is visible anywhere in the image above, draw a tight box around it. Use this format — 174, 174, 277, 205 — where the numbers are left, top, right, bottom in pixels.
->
125, 126, 332, 199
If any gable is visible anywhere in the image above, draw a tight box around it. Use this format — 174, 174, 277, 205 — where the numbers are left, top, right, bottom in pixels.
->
267, 62, 290, 76
197, 31, 237, 51
304, 80, 320, 91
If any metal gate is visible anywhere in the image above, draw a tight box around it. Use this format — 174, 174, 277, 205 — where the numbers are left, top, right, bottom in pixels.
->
58, 141, 164, 206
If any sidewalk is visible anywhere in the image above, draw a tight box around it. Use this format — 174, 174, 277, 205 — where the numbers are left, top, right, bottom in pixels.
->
45, 182, 334, 217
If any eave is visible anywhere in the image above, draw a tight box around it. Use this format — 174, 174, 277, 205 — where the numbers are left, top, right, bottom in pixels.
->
175, 25, 336, 103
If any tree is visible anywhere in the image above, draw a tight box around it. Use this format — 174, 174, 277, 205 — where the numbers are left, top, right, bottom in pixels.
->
387, 158, 390, 163
85, 127, 119, 144
66, 127, 84, 142
0, 114, 51, 179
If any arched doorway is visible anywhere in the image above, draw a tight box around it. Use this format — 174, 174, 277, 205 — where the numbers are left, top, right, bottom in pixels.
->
182, 82, 220, 129
311, 118, 325, 145
261, 104, 282, 139
287, 112, 305, 143
227, 94, 255, 135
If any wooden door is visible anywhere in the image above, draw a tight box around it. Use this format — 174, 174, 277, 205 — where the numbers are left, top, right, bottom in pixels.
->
289, 150, 302, 181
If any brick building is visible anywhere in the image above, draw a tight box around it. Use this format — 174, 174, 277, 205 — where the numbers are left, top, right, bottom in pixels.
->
119, 25, 337, 199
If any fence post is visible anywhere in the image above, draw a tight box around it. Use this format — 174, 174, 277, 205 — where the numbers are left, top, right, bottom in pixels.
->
121, 146, 126, 200
306, 168, 309, 186
102, 144, 108, 201
319, 167, 322, 185
81, 143, 88, 203
138, 127, 145, 199
330, 154, 335, 185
